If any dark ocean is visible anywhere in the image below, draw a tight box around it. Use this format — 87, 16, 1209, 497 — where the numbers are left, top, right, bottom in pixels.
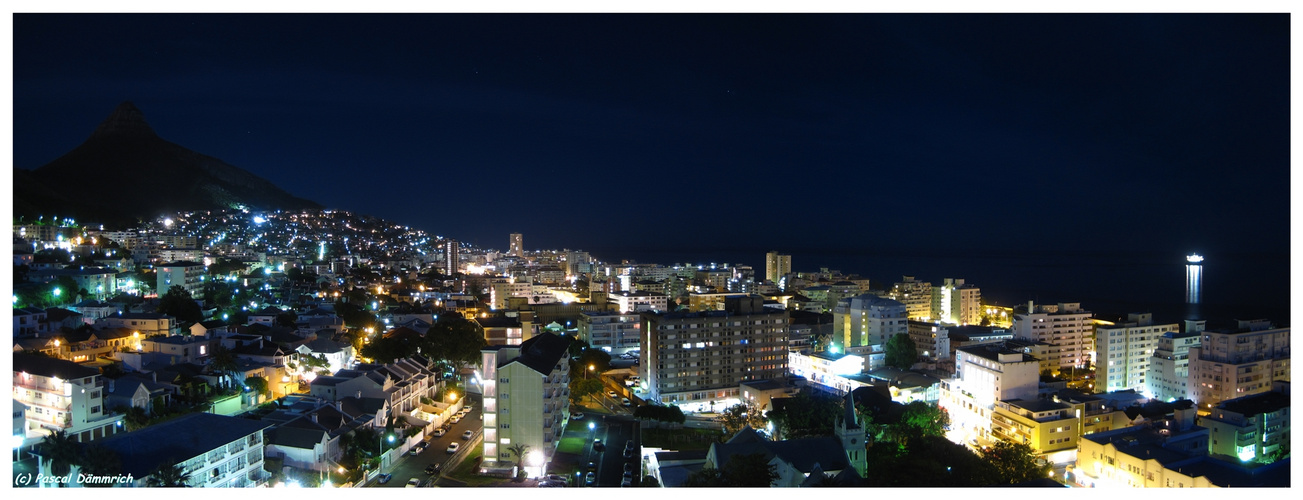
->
585, 248, 1291, 326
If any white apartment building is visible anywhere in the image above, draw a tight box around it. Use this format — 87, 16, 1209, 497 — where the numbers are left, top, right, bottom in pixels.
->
1186, 319, 1290, 410
640, 295, 788, 412
608, 290, 668, 314
939, 342, 1040, 448
156, 260, 206, 297
1145, 327, 1202, 402
1097, 313, 1180, 393
832, 294, 907, 350
889, 276, 933, 320
1012, 301, 1093, 373
96, 312, 176, 337
930, 278, 982, 326
578, 310, 642, 355
94, 412, 273, 487
480, 332, 573, 477
13, 353, 126, 443
491, 278, 534, 310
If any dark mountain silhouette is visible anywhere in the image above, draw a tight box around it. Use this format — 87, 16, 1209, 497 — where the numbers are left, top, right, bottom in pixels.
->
13, 101, 320, 227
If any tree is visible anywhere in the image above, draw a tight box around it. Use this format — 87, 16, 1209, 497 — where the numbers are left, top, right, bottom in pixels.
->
568, 377, 603, 405
79, 445, 122, 487
880, 401, 950, 447
40, 430, 81, 484
683, 452, 777, 487
208, 344, 240, 390
361, 335, 418, 364
719, 402, 768, 436
633, 404, 686, 426
275, 310, 299, 328
157, 286, 202, 324
982, 440, 1051, 485
507, 442, 532, 479
764, 391, 845, 439
116, 405, 151, 431
244, 376, 271, 399
574, 346, 611, 374
422, 313, 487, 367
884, 333, 917, 370
145, 458, 192, 487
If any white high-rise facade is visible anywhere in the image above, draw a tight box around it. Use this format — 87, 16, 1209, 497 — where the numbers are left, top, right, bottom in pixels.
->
1186, 319, 1289, 410
765, 251, 791, 287
931, 278, 982, 326
1096, 313, 1179, 393
833, 294, 907, 349
1012, 301, 1093, 373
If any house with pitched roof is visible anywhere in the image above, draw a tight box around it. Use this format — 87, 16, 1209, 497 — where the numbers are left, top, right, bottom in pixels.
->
704, 390, 866, 486
88, 412, 273, 487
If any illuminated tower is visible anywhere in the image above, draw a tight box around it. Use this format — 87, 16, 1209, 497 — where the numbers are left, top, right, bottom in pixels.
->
509, 233, 523, 257
444, 239, 460, 275
1185, 254, 1203, 320
764, 251, 791, 286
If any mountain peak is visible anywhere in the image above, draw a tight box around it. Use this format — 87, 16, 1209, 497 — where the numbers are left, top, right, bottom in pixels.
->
90, 101, 158, 139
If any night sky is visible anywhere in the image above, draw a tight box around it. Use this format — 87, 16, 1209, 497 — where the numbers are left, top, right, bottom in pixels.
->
11, 14, 1291, 259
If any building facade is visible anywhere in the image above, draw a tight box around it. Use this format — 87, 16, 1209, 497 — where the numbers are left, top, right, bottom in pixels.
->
13, 353, 125, 443
889, 276, 932, 320
1145, 329, 1202, 402
764, 251, 791, 287
640, 295, 788, 412
1012, 301, 1093, 373
480, 332, 573, 477
1197, 385, 1290, 463
156, 261, 206, 297
1186, 319, 1290, 410
578, 310, 642, 355
832, 294, 907, 350
1097, 313, 1180, 393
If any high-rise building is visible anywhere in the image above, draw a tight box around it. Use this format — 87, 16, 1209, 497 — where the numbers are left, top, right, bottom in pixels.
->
1096, 313, 1180, 393
931, 278, 982, 326
1186, 319, 1289, 410
640, 295, 788, 412
765, 251, 791, 287
1012, 301, 1093, 373
443, 239, 460, 275
940, 341, 1042, 448
1144, 325, 1203, 402
479, 332, 573, 477
832, 294, 908, 350
1186, 254, 1203, 320
889, 276, 933, 320
156, 261, 206, 297
509, 233, 524, 257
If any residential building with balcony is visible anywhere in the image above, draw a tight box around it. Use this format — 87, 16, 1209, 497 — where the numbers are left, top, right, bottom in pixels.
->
1197, 383, 1290, 463
1186, 319, 1290, 411
156, 260, 206, 297
95, 312, 176, 337
939, 341, 1040, 448
91, 412, 272, 487
1012, 301, 1094, 373
13, 353, 125, 442
1146, 328, 1203, 402
832, 294, 907, 350
1096, 313, 1180, 393
930, 278, 981, 326
577, 310, 641, 355
640, 295, 788, 412
889, 276, 932, 321
479, 332, 573, 477
608, 290, 668, 314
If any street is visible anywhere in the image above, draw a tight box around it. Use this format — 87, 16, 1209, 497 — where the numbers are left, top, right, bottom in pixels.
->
370, 393, 482, 487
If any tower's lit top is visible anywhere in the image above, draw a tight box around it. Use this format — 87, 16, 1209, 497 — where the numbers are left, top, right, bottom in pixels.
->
1187, 254, 1204, 263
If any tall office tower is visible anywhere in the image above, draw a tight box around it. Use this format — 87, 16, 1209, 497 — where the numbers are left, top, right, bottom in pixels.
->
443, 239, 460, 275
1012, 301, 1094, 373
640, 295, 788, 412
1185, 254, 1203, 320
765, 251, 791, 287
1186, 319, 1289, 410
509, 233, 524, 257
832, 294, 908, 349
931, 278, 982, 325
1095, 313, 1179, 393
890, 276, 933, 320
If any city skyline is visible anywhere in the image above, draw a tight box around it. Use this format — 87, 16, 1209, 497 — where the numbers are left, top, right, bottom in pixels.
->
11, 13, 1290, 262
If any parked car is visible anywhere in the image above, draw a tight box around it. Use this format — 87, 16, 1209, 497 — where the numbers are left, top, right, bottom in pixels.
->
624, 462, 634, 472
538, 480, 565, 487
621, 397, 632, 407
587, 461, 597, 472
406, 478, 421, 488
585, 472, 596, 486
463, 405, 474, 413
446, 442, 460, 454
450, 415, 462, 424
623, 447, 634, 458
545, 474, 567, 484
425, 463, 441, 475
593, 439, 605, 452
462, 430, 474, 440
377, 473, 392, 484
607, 390, 618, 399
621, 478, 633, 487
570, 412, 585, 420
433, 428, 447, 437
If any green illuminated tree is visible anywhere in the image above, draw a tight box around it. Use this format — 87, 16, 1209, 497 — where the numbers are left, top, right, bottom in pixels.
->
982, 440, 1051, 485
884, 333, 917, 370
719, 402, 768, 436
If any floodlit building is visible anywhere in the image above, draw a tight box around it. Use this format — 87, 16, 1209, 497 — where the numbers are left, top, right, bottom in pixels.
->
1144, 325, 1203, 402
156, 260, 206, 297
930, 278, 981, 326
832, 294, 907, 350
889, 276, 932, 320
1198, 383, 1290, 463
939, 341, 1041, 448
1186, 319, 1290, 410
91, 412, 273, 487
1096, 313, 1180, 393
13, 353, 126, 443
765, 251, 791, 288
640, 295, 788, 412
479, 332, 573, 477
1012, 301, 1093, 373
608, 290, 668, 313
577, 310, 642, 355
509, 233, 523, 257
443, 239, 460, 275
